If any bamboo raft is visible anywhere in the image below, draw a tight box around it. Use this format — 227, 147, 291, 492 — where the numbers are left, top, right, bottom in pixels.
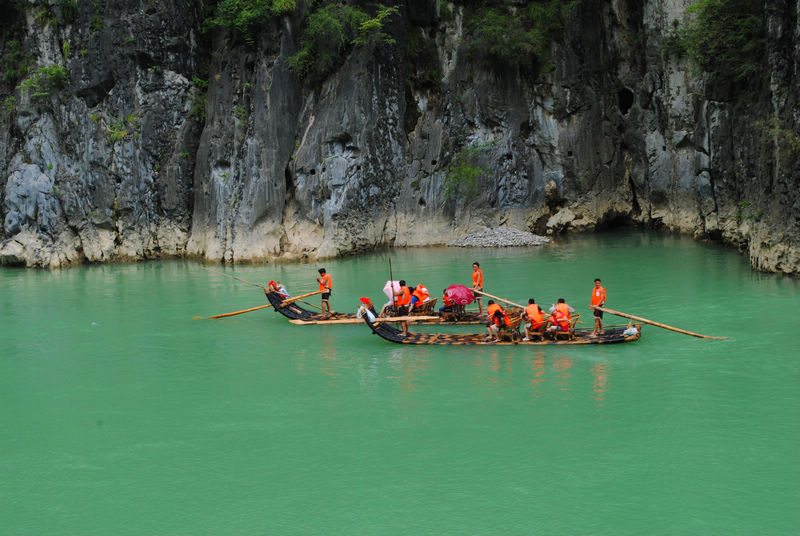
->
264, 291, 487, 325
360, 310, 642, 346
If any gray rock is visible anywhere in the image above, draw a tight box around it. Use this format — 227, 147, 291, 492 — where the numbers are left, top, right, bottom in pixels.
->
447, 228, 550, 248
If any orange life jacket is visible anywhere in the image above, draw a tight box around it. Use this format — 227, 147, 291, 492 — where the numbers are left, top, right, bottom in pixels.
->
556, 302, 571, 320
591, 286, 606, 307
472, 269, 483, 287
488, 304, 510, 327
318, 273, 332, 291
443, 293, 454, 307
396, 286, 411, 306
551, 309, 570, 330
412, 285, 429, 302
525, 304, 544, 328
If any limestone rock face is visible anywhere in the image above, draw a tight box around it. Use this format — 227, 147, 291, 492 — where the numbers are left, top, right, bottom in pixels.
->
1, 1, 798, 275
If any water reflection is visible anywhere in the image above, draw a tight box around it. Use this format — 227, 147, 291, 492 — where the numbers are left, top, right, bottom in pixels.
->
525, 353, 610, 406
591, 362, 610, 406
386, 348, 432, 393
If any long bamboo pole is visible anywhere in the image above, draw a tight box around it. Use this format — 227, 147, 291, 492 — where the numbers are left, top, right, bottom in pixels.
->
279, 289, 324, 307
593, 306, 728, 340
374, 315, 441, 324
193, 303, 272, 320
472, 290, 526, 309
199, 266, 267, 289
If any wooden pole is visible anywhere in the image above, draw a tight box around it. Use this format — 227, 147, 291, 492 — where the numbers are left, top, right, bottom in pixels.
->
193, 303, 272, 319
374, 315, 440, 324
199, 266, 267, 289
279, 289, 324, 307
593, 306, 728, 340
472, 290, 526, 309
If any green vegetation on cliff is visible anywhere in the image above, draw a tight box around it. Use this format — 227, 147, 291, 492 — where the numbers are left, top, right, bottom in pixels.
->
204, 0, 296, 43
443, 140, 496, 202
460, 0, 581, 73
205, 0, 397, 85
665, 0, 765, 82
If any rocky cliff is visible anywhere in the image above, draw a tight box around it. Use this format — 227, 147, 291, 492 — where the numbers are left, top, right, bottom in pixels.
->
1, 0, 798, 275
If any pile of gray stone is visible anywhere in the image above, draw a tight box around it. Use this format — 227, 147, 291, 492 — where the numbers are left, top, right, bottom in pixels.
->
447, 228, 550, 247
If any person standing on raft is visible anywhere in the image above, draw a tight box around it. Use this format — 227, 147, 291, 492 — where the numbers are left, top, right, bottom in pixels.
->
471, 262, 484, 315
316, 268, 333, 318
589, 278, 607, 336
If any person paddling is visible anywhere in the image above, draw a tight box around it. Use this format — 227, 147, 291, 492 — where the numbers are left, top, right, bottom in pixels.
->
471, 262, 484, 315
392, 280, 412, 336
589, 278, 607, 336
316, 268, 332, 317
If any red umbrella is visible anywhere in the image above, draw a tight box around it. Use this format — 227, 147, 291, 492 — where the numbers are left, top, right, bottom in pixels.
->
445, 284, 475, 305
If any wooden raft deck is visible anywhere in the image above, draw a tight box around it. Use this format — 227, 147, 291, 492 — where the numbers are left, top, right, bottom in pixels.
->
361, 314, 642, 346
265, 291, 486, 325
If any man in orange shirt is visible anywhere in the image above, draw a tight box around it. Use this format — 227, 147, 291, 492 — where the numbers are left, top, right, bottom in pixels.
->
392, 280, 412, 336
316, 268, 332, 317
471, 262, 484, 315
590, 278, 607, 336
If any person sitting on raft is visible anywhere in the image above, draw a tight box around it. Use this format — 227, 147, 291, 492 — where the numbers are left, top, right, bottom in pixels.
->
547, 298, 575, 335
484, 300, 510, 342
268, 280, 289, 298
359, 297, 377, 316
382, 280, 412, 336
522, 298, 545, 341
407, 284, 430, 314
438, 289, 455, 314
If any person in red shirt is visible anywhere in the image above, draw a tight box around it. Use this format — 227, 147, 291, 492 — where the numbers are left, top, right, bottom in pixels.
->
316, 268, 332, 317
439, 289, 455, 314
268, 280, 289, 298
590, 278, 607, 336
471, 262, 484, 315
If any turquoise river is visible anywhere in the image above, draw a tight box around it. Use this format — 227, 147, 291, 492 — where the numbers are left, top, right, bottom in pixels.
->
1, 231, 799, 535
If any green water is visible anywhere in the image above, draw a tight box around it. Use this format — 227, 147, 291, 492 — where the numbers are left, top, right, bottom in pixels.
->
1, 231, 799, 535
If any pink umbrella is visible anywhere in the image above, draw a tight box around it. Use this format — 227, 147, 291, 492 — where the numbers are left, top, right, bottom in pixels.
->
445, 284, 475, 305
383, 280, 401, 302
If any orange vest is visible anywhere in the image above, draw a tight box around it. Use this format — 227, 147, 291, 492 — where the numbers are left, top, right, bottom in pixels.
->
551, 309, 570, 330
472, 269, 483, 287
591, 286, 606, 307
396, 286, 411, 306
556, 302, 571, 320
525, 304, 544, 328
413, 285, 429, 302
443, 293, 454, 307
488, 304, 510, 327
318, 273, 332, 291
